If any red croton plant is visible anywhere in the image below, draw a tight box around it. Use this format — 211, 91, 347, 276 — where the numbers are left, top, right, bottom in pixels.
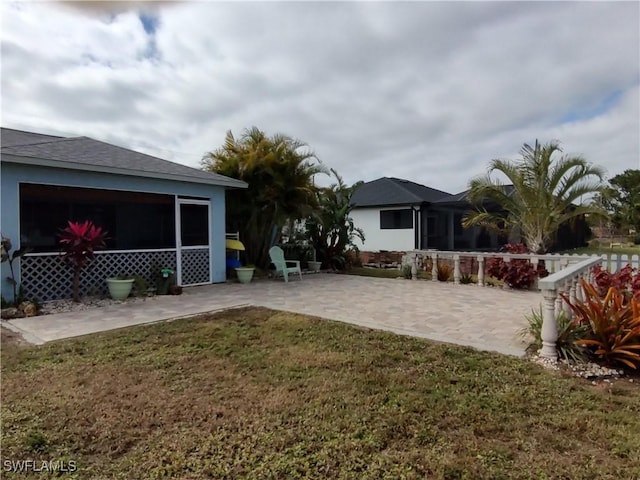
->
59, 220, 108, 302
591, 264, 640, 301
486, 243, 548, 289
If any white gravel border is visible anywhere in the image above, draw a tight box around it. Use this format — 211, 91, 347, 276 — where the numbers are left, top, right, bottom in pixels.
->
38, 295, 161, 315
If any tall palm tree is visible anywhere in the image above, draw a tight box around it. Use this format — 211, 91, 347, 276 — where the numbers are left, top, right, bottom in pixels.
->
306, 169, 365, 270
462, 140, 607, 253
203, 127, 327, 267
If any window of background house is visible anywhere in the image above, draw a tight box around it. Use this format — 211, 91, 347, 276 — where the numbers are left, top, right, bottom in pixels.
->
380, 209, 413, 229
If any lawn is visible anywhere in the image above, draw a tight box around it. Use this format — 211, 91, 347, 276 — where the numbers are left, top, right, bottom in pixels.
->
561, 243, 640, 257
2, 307, 639, 479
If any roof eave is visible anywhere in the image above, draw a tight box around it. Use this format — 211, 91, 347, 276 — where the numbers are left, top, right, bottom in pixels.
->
1, 154, 248, 189
352, 201, 430, 209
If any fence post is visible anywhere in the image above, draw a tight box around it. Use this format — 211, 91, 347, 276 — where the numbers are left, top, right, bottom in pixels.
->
540, 289, 558, 359
555, 282, 564, 317
431, 254, 438, 282
576, 274, 584, 302
502, 256, 511, 289
567, 277, 577, 319
411, 253, 418, 281
453, 255, 461, 285
477, 256, 485, 286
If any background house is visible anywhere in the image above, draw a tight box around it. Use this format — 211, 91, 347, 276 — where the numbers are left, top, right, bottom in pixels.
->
1, 127, 247, 301
350, 177, 451, 252
350, 177, 505, 253
351, 177, 589, 255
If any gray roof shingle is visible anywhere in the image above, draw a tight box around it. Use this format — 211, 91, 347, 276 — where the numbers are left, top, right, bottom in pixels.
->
1, 127, 246, 188
351, 177, 452, 207
433, 185, 516, 205
1, 128, 64, 147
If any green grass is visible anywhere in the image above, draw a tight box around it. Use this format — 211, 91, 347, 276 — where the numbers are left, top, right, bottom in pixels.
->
561, 243, 640, 257
2, 307, 639, 479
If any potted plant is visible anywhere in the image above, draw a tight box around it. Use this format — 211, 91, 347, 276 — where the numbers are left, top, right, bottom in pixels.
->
228, 238, 254, 284
106, 275, 135, 301
307, 247, 322, 272
235, 265, 255, 284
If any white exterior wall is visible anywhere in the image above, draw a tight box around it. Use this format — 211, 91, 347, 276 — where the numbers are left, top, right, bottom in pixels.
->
351, 207, 415, 251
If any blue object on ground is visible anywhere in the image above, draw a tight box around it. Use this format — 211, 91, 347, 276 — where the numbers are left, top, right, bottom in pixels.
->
226, 258, 241, 269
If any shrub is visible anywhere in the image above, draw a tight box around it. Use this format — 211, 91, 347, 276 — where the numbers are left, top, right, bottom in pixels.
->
486, 243, 548, 289
564, 280, 640, 370
1, 235, 31, 304
401, 265, 412, 279
591, 264, 640, 300
521, 308, 589, 363
436, 262, 452, 282
133, 275, 148, 297
459, 272, 474, 284
634, 233, 640, 245
59, 220, 108, 302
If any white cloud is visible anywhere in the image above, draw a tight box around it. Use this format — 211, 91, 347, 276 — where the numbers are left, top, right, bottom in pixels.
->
2, 1, 638, 194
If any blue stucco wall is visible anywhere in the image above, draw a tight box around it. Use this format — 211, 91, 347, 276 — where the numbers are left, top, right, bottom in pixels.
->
1, 161, 228, 301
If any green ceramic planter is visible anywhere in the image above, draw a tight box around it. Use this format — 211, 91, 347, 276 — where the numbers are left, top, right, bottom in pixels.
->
106, 278, 134, 300
235, 267, 255, 284
307, 261, 322, 272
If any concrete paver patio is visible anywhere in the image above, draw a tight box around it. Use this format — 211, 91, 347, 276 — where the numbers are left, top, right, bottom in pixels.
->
4, 274, 542, 355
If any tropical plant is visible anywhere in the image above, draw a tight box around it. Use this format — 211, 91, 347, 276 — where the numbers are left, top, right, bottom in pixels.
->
520, 307, 589, 363
463, 140, 607, 253
564, 280, 640, 369
459, 272, 474, 284
436, 262, 453, 282
485, 243, 548, 289
59, 220, 108, 302
401, 265, 412, 279
1, 235, 31, 305
305, 170, 364, 270
591, 264, 640, 300
203, 127, 327, 268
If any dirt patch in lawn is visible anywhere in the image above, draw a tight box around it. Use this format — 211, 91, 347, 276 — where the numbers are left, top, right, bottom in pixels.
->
2, 307, 639, 479
1, 325, 29, 347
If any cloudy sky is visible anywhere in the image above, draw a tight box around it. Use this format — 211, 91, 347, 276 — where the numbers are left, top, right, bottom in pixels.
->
2, 1, 639, 194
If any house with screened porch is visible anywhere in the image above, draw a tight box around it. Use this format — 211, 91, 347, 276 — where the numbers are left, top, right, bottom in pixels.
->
0, 127, 247, 302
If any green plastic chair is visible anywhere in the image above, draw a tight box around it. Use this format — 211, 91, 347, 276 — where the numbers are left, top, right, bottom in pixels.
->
269, 246, 302, 283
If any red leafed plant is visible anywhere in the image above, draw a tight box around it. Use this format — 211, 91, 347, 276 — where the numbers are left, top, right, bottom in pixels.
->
59, 220, 108, 302
591, 264, 640, 300
486, 243, 548, 289
564, 280, 640, 370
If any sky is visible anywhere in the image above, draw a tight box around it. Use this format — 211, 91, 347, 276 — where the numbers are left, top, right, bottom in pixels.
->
2, 1, 639, 194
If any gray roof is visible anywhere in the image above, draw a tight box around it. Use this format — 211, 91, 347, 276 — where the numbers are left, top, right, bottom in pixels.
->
1, 128, 65, 147
433, 184, 516, 206
351, 177, 452, 207
1, 127, 247, 189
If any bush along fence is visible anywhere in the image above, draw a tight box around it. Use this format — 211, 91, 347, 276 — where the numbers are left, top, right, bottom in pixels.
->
402, 251, 638, 279
404, 249, 640, 365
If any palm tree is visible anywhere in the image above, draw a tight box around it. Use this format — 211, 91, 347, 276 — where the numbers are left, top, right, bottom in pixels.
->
202, 127, 327, 267
306, 169, 365, 270
462, 140, 607, 253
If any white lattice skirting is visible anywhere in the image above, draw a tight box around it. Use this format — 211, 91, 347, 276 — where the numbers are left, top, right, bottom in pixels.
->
181, 248, 210, 285
21, 250, 178, 301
